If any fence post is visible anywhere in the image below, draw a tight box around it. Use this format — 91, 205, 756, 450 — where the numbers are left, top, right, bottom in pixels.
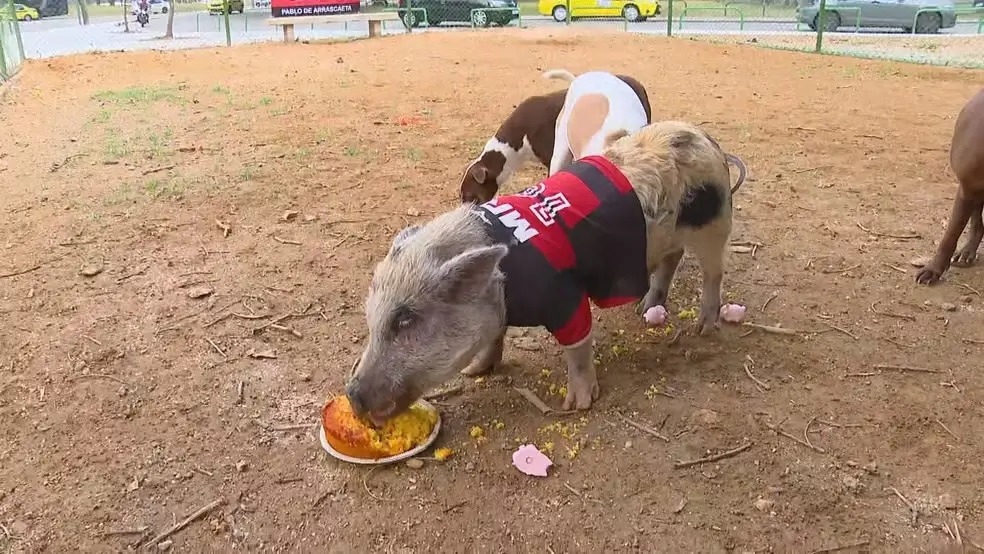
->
565, 0, 570, 24
222, 0, 232, 45
814, 0, 827, 53
666, 0, 672, 36
407, 0, 413, 32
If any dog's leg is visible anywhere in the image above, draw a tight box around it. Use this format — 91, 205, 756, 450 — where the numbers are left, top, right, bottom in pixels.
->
460, 331, 504, 376
689, 220, 731, 335
638, 248, 685, 314
561, 336, 598, 410
548, 136, 574, 176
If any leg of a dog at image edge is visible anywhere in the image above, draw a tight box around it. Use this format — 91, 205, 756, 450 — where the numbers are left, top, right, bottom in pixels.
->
548, 105, 576, 176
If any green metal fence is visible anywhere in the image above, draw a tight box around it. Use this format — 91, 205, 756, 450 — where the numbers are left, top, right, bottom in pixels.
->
0, 2, 25, 82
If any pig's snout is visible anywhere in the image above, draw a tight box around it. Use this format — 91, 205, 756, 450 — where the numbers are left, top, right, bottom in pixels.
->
345, 378, 369, 417
345, 376, 400, 427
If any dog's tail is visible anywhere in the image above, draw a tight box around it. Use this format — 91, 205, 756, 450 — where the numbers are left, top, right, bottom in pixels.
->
542, 69, 577, 83
726, 153, 747, 194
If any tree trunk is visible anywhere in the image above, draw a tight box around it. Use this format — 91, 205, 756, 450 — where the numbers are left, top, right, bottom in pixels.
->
122, 0, 130, 31
76, 0, 90, 24
164, 0, 175, 37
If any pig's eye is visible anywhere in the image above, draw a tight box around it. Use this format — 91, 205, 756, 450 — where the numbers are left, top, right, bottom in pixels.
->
390, 306, 415, 334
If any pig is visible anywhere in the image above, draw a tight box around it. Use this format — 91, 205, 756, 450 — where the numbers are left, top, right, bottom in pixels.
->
346, 121, 739, 422
916, 88, 984, 284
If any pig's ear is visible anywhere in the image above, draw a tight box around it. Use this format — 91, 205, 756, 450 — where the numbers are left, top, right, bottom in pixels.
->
388, 225, 421, 257
438, 244, 509, 303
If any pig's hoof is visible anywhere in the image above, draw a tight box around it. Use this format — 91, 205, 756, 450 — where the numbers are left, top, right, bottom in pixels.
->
915, 265, 944, 285
636, 291, 667, 315
562, 378, 599, 411
694, 310, 720, 336
461, 360, 496, 377
952, 248, 978, 267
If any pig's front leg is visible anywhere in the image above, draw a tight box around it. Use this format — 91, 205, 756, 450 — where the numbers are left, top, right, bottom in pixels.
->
561, 338, 599, 410
460, 331, 504, 377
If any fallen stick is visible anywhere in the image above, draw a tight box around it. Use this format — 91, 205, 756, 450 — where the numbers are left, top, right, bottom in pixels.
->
513, 387, 575, 416
613, 410, 670, 442
886, 487, 918, 526
741, 322, 800, 336
870, 301, 916, 322
99, 526, 149, 537
425, 382, 467, 401
820, 321, 859, 341
856, 222, 920, 240
674, 442, 752, 469
273, 236, 302, 246
809, 539, 870, 554
936, 418, 959, 441
141, 498, 224, 548
962, 338, 984, 345
1, 264, 42, 279
873, 364, 940, 374
743, 363, 771, 391
765, 420, 825, 453
142, 164, 175, 176
820, 263, 861, 275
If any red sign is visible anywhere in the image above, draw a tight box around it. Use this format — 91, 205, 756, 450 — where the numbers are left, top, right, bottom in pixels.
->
271, 0, 359, 17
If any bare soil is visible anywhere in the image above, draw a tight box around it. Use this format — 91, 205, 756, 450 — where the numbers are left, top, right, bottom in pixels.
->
1, 27, 983, 553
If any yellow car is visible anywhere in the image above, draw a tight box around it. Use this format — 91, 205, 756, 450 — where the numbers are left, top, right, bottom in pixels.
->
0, 3, 40, 20
538, 0, 659, 22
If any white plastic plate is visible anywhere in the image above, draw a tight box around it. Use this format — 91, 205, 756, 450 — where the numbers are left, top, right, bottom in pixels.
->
318, 399, 442, 465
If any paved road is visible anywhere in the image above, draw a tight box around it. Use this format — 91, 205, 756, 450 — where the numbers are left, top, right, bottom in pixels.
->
15, 10, 983, 58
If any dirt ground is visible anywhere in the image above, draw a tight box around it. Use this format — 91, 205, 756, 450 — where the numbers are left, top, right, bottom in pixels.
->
2, 28, 983, 553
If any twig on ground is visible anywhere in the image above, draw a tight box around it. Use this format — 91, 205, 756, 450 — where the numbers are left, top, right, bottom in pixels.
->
99, 526, 150, 537
275, 477, 303, 485
743, 363, 771, 391
363, 466, 391, 502
205, 337, 227, 358
563, 482, 582, 497
273, 236, 302, 246
1, 264, 42, 279
820, 263, 861, 275
312, 490, 333, 509
869, 301, 916, 322
613, 410, 670, 442
817, 419, 865, 428
761, 291, 779, 313
68, 373, 133, 390
116, 265, 149, 284
425, 382, 467, 401
742, 322, 800, 336
845, 372, 876, 378
142, 164, 175, 176
873, 364, 940, 374
443, 500, 468, 513
82, 334, 102, 346
886, 487, 918, 526
809, 539, 870, 554
673, 442, 752, 469
962, 338, 984, 345
881, 262, 907, 274
236, 380, 244, 404
270, 323, 303, 338
253, 303, 316, 334
956, 282, 982, 297
215, 220, 231, 238
936, 419, 959, 441
803, 416, 819, 450
765, 419, 825, 453
513, 387, 574, 416
820, 321, 859, 340
141, 498, 224, 548
856, 222, 920, 240
269, 423, 316, 432
230, 312, 270, 321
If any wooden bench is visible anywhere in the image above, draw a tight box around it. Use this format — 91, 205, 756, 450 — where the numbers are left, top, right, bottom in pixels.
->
267, 12, 400, 42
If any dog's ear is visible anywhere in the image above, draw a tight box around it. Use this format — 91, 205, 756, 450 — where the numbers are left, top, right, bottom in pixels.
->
603, 129, 631, 148
459, 162, 493, 205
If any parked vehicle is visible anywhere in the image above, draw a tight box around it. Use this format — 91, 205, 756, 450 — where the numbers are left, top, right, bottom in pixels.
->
130, 0, 169, 15
973, 0, 982, 7
0, 2, 41, 20
19, 0, 66, 17
797, 0, 957, 33
397, 0, 519, 27
208, 0, 244, 14
538, 0, 660, 22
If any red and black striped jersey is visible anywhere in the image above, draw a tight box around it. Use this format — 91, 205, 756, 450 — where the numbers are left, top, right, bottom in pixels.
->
473, 155, 649, 347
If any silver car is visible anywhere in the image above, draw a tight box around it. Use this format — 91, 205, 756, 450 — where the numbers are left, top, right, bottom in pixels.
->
797, 0, 957, 33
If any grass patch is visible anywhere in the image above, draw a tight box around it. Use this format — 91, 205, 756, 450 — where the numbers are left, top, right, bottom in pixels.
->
92, 85, 184, 105
344, 145, 361, 157
104, 136, 133, 159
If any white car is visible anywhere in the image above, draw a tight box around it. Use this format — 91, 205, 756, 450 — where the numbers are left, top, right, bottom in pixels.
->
130, 0, 170, 15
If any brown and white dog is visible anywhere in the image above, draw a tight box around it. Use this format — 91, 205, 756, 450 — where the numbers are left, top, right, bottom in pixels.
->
458, 69, 652, 204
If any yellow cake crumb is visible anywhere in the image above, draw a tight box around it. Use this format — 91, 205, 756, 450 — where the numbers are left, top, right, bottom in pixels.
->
434, 447, 454, 461
469, 425, 484, 439
678, 307, 697, 320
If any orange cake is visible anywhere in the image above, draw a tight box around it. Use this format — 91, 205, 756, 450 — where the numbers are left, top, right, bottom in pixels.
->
321, 395, 438, 459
